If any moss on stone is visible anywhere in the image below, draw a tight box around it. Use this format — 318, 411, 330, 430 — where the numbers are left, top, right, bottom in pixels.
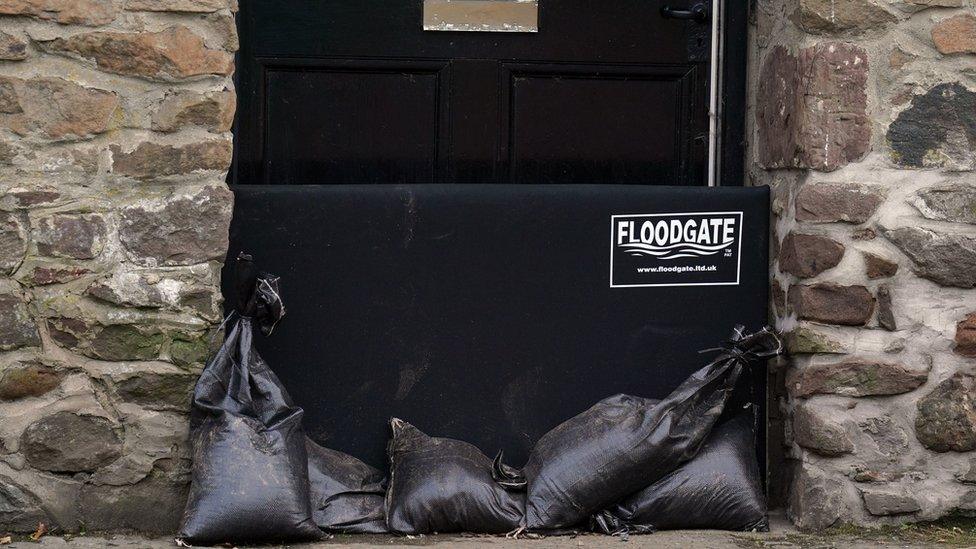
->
88, 325, 166, 361
114, 372, 196, 410
786, 327, 844, 354
169, 334, 210, 368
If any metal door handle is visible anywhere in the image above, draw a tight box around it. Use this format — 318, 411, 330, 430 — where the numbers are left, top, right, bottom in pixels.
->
661, 4, 710, 23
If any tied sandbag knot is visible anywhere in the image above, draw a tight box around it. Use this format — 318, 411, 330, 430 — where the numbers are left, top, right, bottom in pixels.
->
698, 325, 782, 366
234, 251, 286, 336
492, 451, 527, 491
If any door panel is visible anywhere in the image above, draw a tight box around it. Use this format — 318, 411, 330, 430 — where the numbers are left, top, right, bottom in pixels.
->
506, 65, 698, 184
264, 62, 449, 184
235, 0, 711, 185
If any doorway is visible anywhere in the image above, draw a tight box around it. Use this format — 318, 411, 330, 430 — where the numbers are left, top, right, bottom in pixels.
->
225, 0, 767, 493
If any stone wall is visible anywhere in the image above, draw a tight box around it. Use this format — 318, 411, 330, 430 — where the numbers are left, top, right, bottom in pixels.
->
0, 0, 236, 534
751, 0, 976, 529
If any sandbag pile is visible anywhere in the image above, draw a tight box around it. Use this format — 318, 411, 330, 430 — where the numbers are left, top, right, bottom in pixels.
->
178, 256, 780, 545
590, 412, 769, 534
523, 326, 780, 531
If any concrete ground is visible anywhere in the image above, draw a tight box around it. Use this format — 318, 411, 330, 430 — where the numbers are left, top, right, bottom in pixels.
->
5, 515, 975, 548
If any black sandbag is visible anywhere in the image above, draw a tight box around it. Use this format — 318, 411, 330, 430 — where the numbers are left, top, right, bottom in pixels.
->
307, 438, 388, 533
385, 418, 524, 535
178, 254, 322, 545
523, 326, 781, 531
591, 412, 768, 534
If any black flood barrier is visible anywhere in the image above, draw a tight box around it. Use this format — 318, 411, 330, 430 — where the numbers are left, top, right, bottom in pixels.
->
224, 184, 771, 471
385, 419, 525, 534
306, 438, 388, 533
178, 256, 323, 545
522, 327, 781, 531
591, 412, 768, 535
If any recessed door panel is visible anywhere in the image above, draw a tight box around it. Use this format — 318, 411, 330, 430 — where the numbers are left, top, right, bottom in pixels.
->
507, 67, 698, 184
264, 64, 447, 184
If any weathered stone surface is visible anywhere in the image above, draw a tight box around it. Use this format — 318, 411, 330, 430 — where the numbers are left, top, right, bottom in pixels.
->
860, 416, 910, 457
0, 139, 17, 164
90, 402, 190, 486
771, 279, 786, 316
789, 462, 847, 530
0, 474, 47, 531
0, 291, 39, 350
891, 0, 962, 11
861, 489, 921, 516
152, 90, 235, 133
0, 363, 63, 400
91, 409, 189, 487
933, 14, 976, 55
112, 140, 232, 178
793, 402, 854, 456
0, 211, 27, 275
79, 467, 189, 533
46, 317, 168, 361
888, 47, 915, 70
0, 31, 27, 60
33, 213, 106, 260
795, 183, 885, 224
789, 283, 875, 325
957, 460, 976, 484
88, 325, 167, 362
852, 227, 877, 240
87, 267, 219, 318
20, 263, 91, 286
48, 26, 234, 81
0, 0, 116, 26
858, 415, 909, 459
956, 313, 976, 358
864, 252, 898, 279
120, 185, 233, 266
126, 0, 233, 13
210, 12, 238, 51
884, 227, 976, 288
849, 465, 905, 484
114, 372, 196, 410
0, 77, 17, 112
888, 83, 976, 170
876, 284, 896, 331
169, 334, 210, 368
794, 0, 897, 34
916, 373, 976, 452
0, 185, 60, 209
22, 412, 122, 472
46, 316, 91, 350
913, 185, 976, 225
757, 44, 870, 172
787, 358, 928, 397
785, 325, 848, 354
956, 491, 976, 516
884, 338, 906, 354
778, 232, 845, 278
0, 77, 118, 141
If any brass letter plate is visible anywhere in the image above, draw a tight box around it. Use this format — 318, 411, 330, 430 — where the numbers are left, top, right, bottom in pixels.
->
423, 0, 539, 33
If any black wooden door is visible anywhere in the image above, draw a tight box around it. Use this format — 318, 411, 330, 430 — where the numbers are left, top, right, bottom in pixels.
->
234, 1, 712, 185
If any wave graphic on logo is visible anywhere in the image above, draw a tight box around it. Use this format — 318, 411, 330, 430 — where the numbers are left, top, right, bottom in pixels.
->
619, 241, 733, 260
